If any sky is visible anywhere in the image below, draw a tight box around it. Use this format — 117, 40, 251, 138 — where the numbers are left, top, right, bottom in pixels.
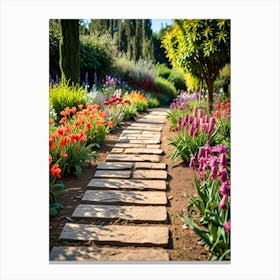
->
151, 19, 173, 33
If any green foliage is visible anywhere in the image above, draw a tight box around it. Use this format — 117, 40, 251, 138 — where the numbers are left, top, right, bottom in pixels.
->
123, 105, 137, 120
80, 35, 114, 83
154, 76, 177, 105
49, 81, 87, 121
168, 69, 187, 91
104, 105, 125, 128
59, 19, 80, 84
49, 19, 61, 78
147, 97, 160, 108
156, 63, 172, 79
111, 53, 134, 81
162, 19, 230, 113
128, 58, 157, 83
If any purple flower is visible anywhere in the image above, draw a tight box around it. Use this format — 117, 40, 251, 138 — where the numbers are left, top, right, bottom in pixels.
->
198, 109, 203, 119
189, 154, 196, 171
198, 157, 205, 172
198, 147, 205, 159
210, 166, 218, 179
189, 125, 194, 137
218, 169, 228, 183
178, 116, 183, 126
204, 142, 211, 158
219, 195, 228, 210
209, 156, 219, 168
184, 114, 189, 124
219, 153, 227, 169
224, 219, 231, 233
212, 144, 228, 154
189, 115, 194, 124
219, 181, 230, 196
193, 118, 200, 129
199, 170, 205, 181
193, 107, 198, 117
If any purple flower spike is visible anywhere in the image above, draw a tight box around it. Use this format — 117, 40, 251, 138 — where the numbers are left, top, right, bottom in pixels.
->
199, 170, 205, 181
189, 154, 196, 171
209, 156, 219, 168
218, 169, 228, 183
219, 195, 228, 210
198, 109, 203, 119
198, 147, 205, 159
204, 142, 211, 158
212, 144, 228, 154
220, 153, 227, 169
178, 116, 183, 126
224, 220, 231, 233
189, 125, 194, 137
219, 181, 231, 196
184, 114, 189, 123
210, 166, 218, 179
193, 107, 198, 117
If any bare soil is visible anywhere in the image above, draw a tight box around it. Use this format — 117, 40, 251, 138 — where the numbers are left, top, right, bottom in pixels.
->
49, 110, 210, 261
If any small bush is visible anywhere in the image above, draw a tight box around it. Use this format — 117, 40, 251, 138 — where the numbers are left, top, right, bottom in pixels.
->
156, 63, 172, 79
49, 81, 87, 121
147, 97, 160, 108
168, 69, 187, 91
154, 77, 177, 105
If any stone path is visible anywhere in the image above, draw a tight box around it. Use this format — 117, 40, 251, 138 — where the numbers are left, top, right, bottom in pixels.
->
50, 108, 170, 262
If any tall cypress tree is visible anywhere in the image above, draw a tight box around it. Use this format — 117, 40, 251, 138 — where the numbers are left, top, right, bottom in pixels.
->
59, 19, 80, 84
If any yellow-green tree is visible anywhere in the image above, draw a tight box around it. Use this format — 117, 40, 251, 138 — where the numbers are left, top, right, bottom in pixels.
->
162, 19, 230, 113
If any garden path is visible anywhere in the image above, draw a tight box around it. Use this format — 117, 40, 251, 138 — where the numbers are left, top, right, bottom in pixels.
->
50, 108, 171, 261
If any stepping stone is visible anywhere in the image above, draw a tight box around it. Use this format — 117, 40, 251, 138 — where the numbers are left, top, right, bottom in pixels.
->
126, 126, 162, 132
50, 246, 169, 261
129, 139, 160, 144
146, 144, 161, 149
131, 123, 163, 127
124, 148, 163, 155
133, 170, 168, 180
96, 162, 133, 170
134, 162, 166, 170
106, 154, 160, 162
121, 130, 143, 134
72, 204, 167, 222
58, 223, 169, 246
111, 148, 124, 153
87, 178, 166, 191
141, 131, 161, 136
94, 170, 131, 179
114, 143, 145, 148
122, 135, 161, 140
82, 190, 167, 205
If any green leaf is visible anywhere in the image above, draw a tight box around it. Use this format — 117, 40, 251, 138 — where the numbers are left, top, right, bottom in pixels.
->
50, 202, 64, 210
49, 207, 57, 216
74, 165, 82, 177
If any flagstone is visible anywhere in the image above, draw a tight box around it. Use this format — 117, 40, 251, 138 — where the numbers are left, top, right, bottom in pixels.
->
106, 154, 160, 162
133, 170, 168, 180
72, 204, 167, 222
94, 170, 131, 179
96, 162, 133, 170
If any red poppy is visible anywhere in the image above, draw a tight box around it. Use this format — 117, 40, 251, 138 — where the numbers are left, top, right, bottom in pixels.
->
59, 136, 71, 147
59, 117, 67, 124
108, 121, 114, 129
49, 118, 54, 125
60, 152, 68, 158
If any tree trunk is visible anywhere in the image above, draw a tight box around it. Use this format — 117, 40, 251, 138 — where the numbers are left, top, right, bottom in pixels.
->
59, 19, 80, 84
206, 79, 214, 114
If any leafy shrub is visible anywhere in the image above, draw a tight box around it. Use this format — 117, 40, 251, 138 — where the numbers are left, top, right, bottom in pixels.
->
154, 76, 177, 105
156, 63, 172, 79
104, 105, 125, 128
147, 97, 160, 108
168, 69, 187, 91
128, 59, 157, 84
49, 81, 87, 121
124, 91, 148, 112
123, 104, 137, 120
111, 53, 134, 81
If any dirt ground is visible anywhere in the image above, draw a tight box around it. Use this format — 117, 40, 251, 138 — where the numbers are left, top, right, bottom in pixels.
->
49, 110, 210, 261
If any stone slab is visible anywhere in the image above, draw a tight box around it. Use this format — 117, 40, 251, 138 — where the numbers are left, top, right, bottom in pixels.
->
129, 139, 160, 144
133, 170, 168, 180
87, 178, 166, 190
134, 162, 166, 170
96, 162, 133, 170
82, 190, 167, 205
146, 144, 161, 149
124, 148, 163, 155
72, 204, 167, 222
94, 170, 131, 179
114, 143, 145, 148
126, 126, 162, 132
111, 148, 124, 153
106, 154, 160, 162
58, 223, 169, 246
50, 246, 169, 261
122, 135, 161, 140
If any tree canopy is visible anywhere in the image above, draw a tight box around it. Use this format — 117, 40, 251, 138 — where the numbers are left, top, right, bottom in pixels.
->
162, 19, 230, 113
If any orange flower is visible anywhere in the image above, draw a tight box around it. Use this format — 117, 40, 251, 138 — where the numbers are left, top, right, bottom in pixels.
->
49, 154, 53, 165
50, 164, 62, 179
49, 137, 56, 150
70, 107, 77, 114
57, 127, 66, 136
108, 121, 114, 129
60, 152, 68, 158
98, 110, 107, 118
78, 104, 83, 110
59, 117, 67, 124
49, 118, 54, 125
59, 136, 71, 147
75, 120, 82, 127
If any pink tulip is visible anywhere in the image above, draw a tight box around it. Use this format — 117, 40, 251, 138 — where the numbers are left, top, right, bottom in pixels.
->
219, 195, 228, 210
218, 169, 228, 183
224, 219, 231, 233
219, 181, 230, 196
189, 154, 196, 170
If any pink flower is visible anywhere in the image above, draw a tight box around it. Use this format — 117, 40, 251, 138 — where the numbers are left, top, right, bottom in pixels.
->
198, 147, 205, 159
212, 144, 227, 154
219, 181, 231, 196
199, 170, 205, 181
178, 116, 183, 126
198, 109, 203, 118
189, 125, 194, 137
219, 195, 228, 210
184, 114, 189, 124
204, 142, 211, 158
193, 107, 198, 117
220, 153, 227, 169
209, 156, 219, 168
218, 169, 228, 183
189, 154, 196, 170
224, 219, 231, 233
210, 166, 218, 179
